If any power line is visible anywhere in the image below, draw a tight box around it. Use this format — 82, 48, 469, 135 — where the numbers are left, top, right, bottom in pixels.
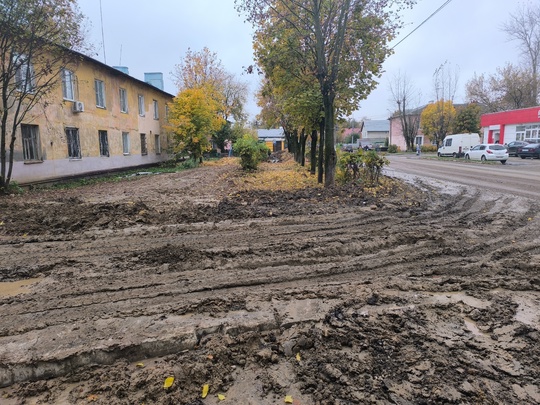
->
99, 0, 107, 64
391, 0, 454, 50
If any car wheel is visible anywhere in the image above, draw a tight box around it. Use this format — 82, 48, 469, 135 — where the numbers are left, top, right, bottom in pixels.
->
481, 155, 486, 161
501, 160, 507, 165
465, 154, 470, 160
437, 152, 441, 157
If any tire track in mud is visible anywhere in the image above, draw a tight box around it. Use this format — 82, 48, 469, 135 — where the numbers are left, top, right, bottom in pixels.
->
1, 168, 539, 402
1, 188, 537, 331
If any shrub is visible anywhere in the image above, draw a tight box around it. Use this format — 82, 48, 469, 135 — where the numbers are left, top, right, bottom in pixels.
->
336, 149, 389, 186
362, 151, 389, 186
234, 134, 270, 171
387, 144, 399, 153
421, 145, 437, 153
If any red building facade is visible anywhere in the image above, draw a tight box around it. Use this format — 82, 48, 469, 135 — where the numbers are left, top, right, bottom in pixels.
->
481, 106, 540, 144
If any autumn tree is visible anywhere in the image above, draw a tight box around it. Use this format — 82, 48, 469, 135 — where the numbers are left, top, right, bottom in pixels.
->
420, 100, 456, 148
172, 47, 249, 151
453, 103, 481, 134
389, 72, 421, 151
502, 2, 540, 105
0, 0, 87, 191
166, 87, 225, 163
466, 64, 536, 112
252, 9, 324, 177
433, 62, 459, 104
236, 0, 416, 186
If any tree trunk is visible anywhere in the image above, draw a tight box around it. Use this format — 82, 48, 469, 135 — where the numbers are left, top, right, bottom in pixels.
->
318, 119, 324, 184
323, 97, 336, 187
299, 128, 307, 166
310, 129, 317, 175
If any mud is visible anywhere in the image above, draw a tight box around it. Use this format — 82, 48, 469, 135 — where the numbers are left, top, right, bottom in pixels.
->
0, 157, 539, 404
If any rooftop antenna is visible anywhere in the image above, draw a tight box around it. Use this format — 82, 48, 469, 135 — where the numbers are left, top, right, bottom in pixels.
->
99, 0, 107, 64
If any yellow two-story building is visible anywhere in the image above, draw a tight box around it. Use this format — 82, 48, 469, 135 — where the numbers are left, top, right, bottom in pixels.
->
11, 50, 174, 184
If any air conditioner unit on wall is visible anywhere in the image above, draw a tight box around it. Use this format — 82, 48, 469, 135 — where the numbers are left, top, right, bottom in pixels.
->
72, 101, 84, 113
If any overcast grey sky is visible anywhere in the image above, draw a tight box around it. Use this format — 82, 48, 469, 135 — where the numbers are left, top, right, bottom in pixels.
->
77, 0, 529, 122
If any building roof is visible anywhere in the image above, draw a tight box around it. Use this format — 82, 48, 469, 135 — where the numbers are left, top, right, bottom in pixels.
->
258, 128, 285, 139
71, 48, 175, 98
363, 120, 389, 132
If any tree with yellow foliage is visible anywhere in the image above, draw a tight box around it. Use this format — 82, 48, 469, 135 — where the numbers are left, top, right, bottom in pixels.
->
172, 47, 248, 153
167, 87, 225, 163
420, 100, 456, 148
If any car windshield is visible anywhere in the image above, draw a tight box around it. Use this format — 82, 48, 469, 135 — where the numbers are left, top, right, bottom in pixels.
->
489, 145, 506, 150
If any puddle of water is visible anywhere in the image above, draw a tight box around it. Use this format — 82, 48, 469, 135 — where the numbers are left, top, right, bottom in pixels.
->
0, 278, 42, 298
429, 292, 490, 309
513, 295, 539, 327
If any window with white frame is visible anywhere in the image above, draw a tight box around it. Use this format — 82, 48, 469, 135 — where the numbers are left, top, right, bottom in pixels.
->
95, 79, 106, 108
153, 100, 159, 119
65, 127, 81, 159
119, 88, 128, 113
99, 130, 109, 157
140, 133, 147, 155
21, 124, 41, 161
122, 132, 130, 155
516, 125, 525, 141
415, 136, 423, 145
14, 55, 36, 93
138, 94, 145, 116
62, 69, 75, 100
155, 134, 161, 154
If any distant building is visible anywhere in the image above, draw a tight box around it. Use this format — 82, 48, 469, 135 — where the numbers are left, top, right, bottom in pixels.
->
8, 48, 174, 184
388, 106, 427, 150
257, 128, 286, 152
361, 120, 390, 145
481, 106, 540, 144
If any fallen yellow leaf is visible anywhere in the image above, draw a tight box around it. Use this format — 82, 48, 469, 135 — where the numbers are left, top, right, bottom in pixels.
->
285, 395, 293, 403
218, 393, 226, 400
136, 362, 144, 368
296, 353, 301, 361
163, 376, 174, 389
202, 384, 209, 398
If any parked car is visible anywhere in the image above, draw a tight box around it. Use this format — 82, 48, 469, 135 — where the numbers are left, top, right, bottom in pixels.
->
506, 141, 529, 157
465, 144, 508, 164
518, 143, 540, 159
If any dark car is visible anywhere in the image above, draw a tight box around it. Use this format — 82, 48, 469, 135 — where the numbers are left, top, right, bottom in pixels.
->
518, 143, 540, 159
506, 141, 529, 157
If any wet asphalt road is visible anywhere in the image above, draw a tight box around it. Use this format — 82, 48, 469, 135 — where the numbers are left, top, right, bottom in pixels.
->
385, 154, 540, 199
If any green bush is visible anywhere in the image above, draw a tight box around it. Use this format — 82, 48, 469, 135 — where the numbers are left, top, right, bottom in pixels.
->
0, 181, 23, 194
234, 135, 270, 171
337, 149, 389, 186
387, 144, 399, 153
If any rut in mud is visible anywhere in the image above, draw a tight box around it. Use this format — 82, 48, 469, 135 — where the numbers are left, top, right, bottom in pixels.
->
0, 158, 539, 404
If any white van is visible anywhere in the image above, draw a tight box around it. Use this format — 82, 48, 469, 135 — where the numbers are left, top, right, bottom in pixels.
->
437, 133, 480, 157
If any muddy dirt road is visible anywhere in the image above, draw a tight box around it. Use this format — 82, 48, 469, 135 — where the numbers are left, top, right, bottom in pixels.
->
0, 157, 539, 404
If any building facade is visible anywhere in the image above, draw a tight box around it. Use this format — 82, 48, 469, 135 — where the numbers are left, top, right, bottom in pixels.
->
480, 106, 540, 144
10, 51, 174, 184
257, 128, 286, 152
